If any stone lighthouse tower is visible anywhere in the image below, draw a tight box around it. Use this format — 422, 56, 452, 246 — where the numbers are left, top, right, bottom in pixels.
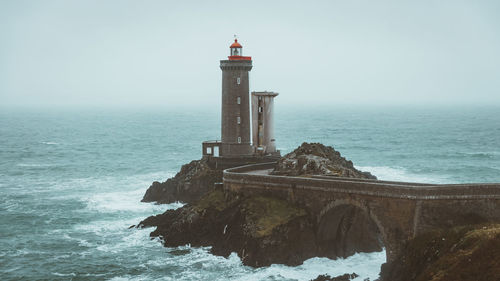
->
219, 39, 254, 156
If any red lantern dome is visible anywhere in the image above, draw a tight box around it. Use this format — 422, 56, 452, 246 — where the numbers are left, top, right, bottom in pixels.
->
230, 39, 242, 48
228, 38, 251, 61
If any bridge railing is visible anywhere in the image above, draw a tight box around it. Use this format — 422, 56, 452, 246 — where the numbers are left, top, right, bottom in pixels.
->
223, 163, 500, 200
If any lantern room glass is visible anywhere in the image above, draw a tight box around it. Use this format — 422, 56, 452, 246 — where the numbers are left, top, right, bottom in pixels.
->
231, 47, 241, 56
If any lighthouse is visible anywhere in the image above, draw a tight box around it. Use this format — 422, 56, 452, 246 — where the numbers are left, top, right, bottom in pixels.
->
219, 39, 254, 156
201, 38, 280, 166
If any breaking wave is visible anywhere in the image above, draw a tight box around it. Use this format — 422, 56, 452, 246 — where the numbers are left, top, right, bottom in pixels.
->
356, 165, 450, 184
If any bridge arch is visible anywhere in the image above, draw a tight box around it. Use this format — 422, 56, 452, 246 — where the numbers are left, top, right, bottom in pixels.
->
318, 199, 387, 261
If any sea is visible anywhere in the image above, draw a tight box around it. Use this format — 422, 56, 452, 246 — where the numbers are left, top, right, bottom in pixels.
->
1, 105, 500, 281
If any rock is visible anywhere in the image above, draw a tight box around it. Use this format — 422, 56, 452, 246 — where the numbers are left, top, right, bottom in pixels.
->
379, 224, 500, 281
139, 142, 382, 267
317, 204, 383, 258
139, 190, 317, 267
139, 189, 383, 267
141, 158, 222, 204
310, 273, 359, 281
271, 142, 376, 179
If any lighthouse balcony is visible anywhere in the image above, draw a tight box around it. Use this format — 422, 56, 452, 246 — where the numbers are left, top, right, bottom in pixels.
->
202, 140, 221, 157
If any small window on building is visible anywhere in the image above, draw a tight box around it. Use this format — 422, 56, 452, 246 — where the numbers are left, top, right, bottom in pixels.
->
206, 147, 212, 154
237, 137, 241, 143
237, 116, 241, 124
237, 97, 241, 104
237, 77, 241, 85
258, 106, 263, 113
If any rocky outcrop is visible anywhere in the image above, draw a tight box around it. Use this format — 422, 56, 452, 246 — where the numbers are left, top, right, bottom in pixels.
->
139, 190, 317, 267
141, 158, 222, 204
379, 224, 500, 281
139, 142, 382, 267
271, 142, 376, 179
310, 273, 359, 281
139, 189, 383, 267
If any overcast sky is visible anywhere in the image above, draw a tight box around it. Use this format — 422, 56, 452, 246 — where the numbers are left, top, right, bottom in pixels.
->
1, 0, 499, 108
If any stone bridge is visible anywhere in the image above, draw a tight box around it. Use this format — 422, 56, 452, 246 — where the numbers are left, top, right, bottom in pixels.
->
223, 163, 500, 262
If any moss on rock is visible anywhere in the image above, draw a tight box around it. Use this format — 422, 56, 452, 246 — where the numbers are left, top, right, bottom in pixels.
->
194, 190, 229, 212
242, 196, 307, 237
380, 224, 500, 281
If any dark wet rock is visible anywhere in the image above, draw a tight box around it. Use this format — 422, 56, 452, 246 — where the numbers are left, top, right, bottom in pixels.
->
379, 224, 500, 281
141, 158, 222, 204
310, 273, 359, 281
139, 190, 316, 267
317, 204, 383, 259
271, 142, 376, 179
168, 248, 191, 256
139, 189, 383, 267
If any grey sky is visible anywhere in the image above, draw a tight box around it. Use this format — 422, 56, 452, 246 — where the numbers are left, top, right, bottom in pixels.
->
1, 0, 499, 108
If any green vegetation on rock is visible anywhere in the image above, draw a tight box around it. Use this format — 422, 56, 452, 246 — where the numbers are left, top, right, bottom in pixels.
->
242, 196, 307, 237
382, 223, 500, 281
194, 190, 230, 212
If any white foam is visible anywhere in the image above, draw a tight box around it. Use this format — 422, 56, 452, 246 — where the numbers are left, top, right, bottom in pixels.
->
53, 272, 76, 277
82, 187, 167, 213
61, 233, 95, 248
229, 251, 385, 281
64, 171, 178, 214
16, 163, 56, 167
356, 165, 448, 184
135, 245, 384, 281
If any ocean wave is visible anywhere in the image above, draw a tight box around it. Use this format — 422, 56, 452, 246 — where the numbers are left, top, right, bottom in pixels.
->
234, 251, 385, 281
356, 165, 449, 184
78, 171, 177, 214
439, 151, 500, 160
16, 163, 57, 168
49, 171, 178, 214
53, 272, 76, 277
81, 188, 169, 213
131, 247, 385, 281
41, 141, 59, 145
61, 233, 95, 248
73, 213, 171, 236
71, 222, 168, 258
72, 221, 385, 281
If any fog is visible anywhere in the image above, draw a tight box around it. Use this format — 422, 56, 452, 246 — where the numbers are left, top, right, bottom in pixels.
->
1, 0, 500, 108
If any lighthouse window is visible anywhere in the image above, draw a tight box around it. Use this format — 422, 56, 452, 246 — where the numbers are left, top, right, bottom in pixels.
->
258, 106, 263, 113
237, 97, 241, 104
237, 117, 241, 124
237, 77, 241, 85
237, 137, 241, 143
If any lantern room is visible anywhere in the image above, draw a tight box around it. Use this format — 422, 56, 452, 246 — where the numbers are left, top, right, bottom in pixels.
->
228, 39, 252, 61
230, 39, 242, 56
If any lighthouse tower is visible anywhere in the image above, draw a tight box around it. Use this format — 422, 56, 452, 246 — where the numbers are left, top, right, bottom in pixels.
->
219, 39, 254, 156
